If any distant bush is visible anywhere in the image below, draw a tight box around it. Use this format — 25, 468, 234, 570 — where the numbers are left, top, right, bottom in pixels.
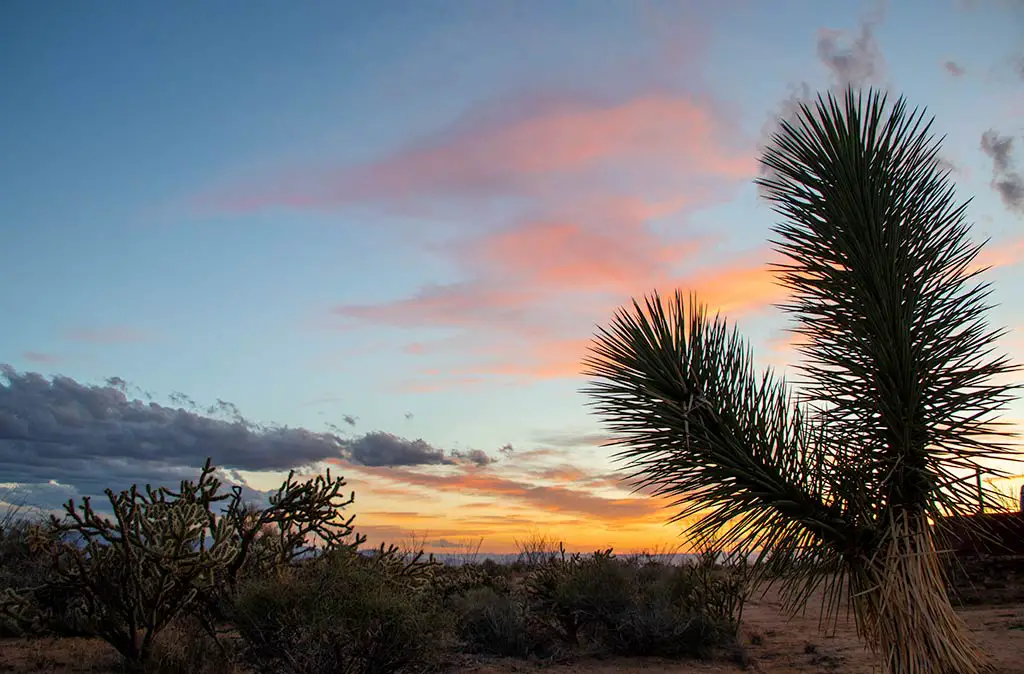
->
524, 546, 633, 646
600, 566, 730, 658
523, 545, 749, 659
230, 547, 451, 674
0, 511, 57, 637
511, 532, 561, 571
431, 563, 511, 606
453, 586, 555, 658
478, 558, 514, 580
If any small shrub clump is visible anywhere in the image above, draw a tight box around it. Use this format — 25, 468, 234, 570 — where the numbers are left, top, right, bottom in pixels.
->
230, 547, 451, 674
452, 587, 554, 659
522, 545, 750, 659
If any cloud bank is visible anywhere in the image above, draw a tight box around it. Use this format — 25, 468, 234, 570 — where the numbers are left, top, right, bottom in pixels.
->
0, 366, 494, 510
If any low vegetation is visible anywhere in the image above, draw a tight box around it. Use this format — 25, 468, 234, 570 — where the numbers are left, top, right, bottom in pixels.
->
0, 460, 751, 673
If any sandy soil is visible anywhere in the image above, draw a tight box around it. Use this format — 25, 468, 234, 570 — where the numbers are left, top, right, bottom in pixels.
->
3, 589, 1024, 673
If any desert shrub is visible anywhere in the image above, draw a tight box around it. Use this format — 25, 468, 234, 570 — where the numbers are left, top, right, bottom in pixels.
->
0, 513, 48, 590
0, 512, 58, 637
511, 532, 561, 571
230, 548, 451, 674
478, 558, 513, 580
524, 547, 634, 645
144, 615, 240, 674
431, 563, 511, 606
453, 586, 554, 658
600, 594, 726, 658
596, 561, 740, 659
668, 549, 751, 630
522, 546, 748, 659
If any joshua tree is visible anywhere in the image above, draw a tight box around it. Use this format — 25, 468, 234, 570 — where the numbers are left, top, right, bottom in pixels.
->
582, 88, 1019, 673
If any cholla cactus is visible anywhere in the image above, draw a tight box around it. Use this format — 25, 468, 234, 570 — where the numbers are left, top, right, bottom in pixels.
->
220, 466, 366, 583
2, 458, 366, 670
430, 563, 511, 603
361, 542, 442, 591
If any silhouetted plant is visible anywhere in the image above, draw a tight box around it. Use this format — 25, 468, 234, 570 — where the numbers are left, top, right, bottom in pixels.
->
583, 88, 1020, 673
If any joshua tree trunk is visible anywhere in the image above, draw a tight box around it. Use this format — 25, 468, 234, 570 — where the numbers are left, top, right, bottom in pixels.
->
852, 513, 989, 673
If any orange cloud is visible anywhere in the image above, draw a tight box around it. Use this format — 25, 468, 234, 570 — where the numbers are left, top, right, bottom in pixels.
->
672, 252, 786, 317
975, 237, 1024, 272
373, 249, 788, 390
340, 461, 665, 524
322, 455, 696, 553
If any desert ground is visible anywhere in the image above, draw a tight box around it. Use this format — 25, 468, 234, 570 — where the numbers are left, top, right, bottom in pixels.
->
465, 587, 1024, 674
4, 584, 1024, 674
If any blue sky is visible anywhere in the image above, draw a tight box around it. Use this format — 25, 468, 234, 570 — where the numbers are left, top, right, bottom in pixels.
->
2, 0, 1023, 551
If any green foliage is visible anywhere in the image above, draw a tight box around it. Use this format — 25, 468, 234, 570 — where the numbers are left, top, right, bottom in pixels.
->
230, 548, 451, 674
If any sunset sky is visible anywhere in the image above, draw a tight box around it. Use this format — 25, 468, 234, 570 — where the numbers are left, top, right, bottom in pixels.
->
1, 0, 1023, 554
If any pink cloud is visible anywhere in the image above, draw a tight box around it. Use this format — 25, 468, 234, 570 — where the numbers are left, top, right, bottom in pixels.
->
23, 351, 61, 364
975, 237, 1024, 272
202, 83, 764, 391
63, 327, 151, 344
943, 60, 966, 77
463, 196, 709, 292
373, 249, 787, 387
203, 94, 754, 214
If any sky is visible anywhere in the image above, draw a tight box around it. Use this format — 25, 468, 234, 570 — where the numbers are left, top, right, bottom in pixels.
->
1, 0, 1023, 554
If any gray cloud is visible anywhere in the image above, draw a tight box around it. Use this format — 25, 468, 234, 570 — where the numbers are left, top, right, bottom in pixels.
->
0, 366, 493, 511
342, 414, 358, 427
343, 431, 494, 467
982, 131, 1015, 172
758, 6, 887, 198
0, 365, 346, 476
943, 60, 966, 77
815, 14, 886, 89
980, 130, 1024, 213
451, 449, 495, 466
